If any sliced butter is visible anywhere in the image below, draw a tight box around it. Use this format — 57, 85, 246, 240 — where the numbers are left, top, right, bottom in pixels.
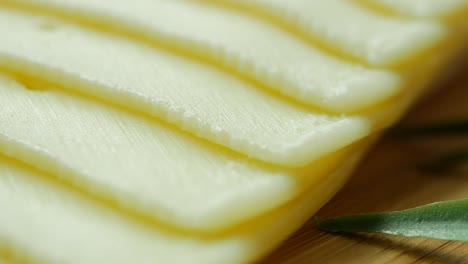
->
0, 151, 362, 264
198, 0, 446, 66
0, 0, 400, 112
0, 9, 374, 167
0, 1, 464, 263
0, 74, 363, 232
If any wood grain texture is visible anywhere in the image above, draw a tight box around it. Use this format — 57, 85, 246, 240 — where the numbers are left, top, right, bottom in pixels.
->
262, 70, 468, 264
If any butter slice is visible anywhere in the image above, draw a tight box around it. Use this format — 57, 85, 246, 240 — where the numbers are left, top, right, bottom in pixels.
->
371, 0, 468, 18
0, 149, 362, 264
200, 0, 446, 66
0, 9, 373, 167
0, 0, 400, 112
0, 74, 363, 232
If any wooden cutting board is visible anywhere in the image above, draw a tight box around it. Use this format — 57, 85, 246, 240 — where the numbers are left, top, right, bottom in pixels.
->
263, 70, 468, 263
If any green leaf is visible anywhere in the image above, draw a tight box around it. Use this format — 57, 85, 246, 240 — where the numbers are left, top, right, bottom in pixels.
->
315, 199, 468, 242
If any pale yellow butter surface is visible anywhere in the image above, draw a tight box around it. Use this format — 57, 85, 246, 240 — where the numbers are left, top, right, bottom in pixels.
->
0, 74, 362, 232
0, 151, 362, 264
0, 9, 374, 167
0, 0, 400, 112
199, 0, 446, 66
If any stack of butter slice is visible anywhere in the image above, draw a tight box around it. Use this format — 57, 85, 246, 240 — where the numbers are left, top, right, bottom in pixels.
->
0, 0, 466, 263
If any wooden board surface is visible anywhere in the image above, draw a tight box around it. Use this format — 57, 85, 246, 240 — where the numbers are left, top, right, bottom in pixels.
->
262, 70, 468, 263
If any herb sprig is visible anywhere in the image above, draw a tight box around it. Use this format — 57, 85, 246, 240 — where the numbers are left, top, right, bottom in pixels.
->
315, 120, 468, 241
315, 199, 468, 242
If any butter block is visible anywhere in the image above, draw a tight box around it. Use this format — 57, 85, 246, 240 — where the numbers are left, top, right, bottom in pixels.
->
0, 1, 465, 263
199, 0, 446, 66
0, 74, 363, 232
0, 0, 400, 112
0, 9, 374, 167
0, 150, 362, 264
370, 0, 468, 18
